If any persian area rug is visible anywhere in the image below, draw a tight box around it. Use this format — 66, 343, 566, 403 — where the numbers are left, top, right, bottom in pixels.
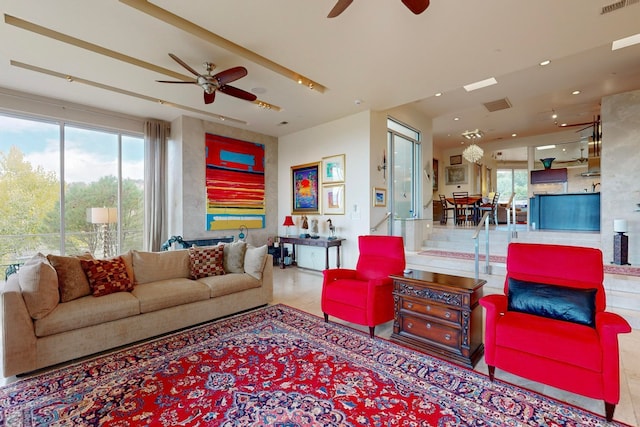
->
0, 304, 626, 426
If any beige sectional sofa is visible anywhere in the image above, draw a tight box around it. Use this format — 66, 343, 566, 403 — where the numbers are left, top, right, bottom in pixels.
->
1, 242, 273, 377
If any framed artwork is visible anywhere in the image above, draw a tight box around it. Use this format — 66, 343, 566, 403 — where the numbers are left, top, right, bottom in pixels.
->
450, 154, 462, 165
322, 184, 345, 215
432, 158, 439, 190
445, 165, 468, 185
205, 133, 265, 231
474, 163, 482, 194
322, 154, 345, 183
291, 162, 320, 214
485, 168, 492, 192
373, 187, 387, 207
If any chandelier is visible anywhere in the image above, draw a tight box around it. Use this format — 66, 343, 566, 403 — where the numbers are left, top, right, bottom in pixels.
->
462, 144, 484, 163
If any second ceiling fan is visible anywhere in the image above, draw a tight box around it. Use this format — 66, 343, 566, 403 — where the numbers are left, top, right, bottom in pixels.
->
328, 0, 430, 18
157, 53, 257, 105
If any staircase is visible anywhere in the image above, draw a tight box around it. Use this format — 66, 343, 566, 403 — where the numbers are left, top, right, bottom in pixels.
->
406, 225, 640, 329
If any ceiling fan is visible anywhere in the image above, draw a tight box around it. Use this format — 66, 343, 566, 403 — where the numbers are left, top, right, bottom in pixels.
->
328, 0, 430, 18
156, 53, 257, 104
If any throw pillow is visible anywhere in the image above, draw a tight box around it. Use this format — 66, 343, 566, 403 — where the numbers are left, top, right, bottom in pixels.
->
188, 245, 225, 279
507, 277, 597, 327
244, 244, 268, 280
80, 257, 133, 297
18, 253, 59, 319
223, 241, 247, 273
47, 253, 94, 302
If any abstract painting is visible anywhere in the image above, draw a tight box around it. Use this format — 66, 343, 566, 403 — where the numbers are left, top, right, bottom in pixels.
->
205, 133, 265, 230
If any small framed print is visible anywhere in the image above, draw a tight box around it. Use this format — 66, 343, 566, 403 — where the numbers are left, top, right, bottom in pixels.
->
450, 155, 462, 165
322, 184, 345, 215
373, 187, 387, 207
322, 154, 345, 183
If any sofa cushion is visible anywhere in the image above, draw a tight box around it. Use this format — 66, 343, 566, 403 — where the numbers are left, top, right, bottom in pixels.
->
80, 257, 133, 297
47, 253, 94, 302
34, 292, 140, 337
131, 250, 190, 284
18, 253, 59, 319
223, 241, 247, 273
496, 311, 602, 371
188, 245, 225, 279
507, 277, 597, 327
197, 273, 261, 298
131, 278, 210, 313
244, 244, 268, 280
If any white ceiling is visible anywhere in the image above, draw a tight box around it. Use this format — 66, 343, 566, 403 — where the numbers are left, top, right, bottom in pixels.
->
1, 0, 640, 155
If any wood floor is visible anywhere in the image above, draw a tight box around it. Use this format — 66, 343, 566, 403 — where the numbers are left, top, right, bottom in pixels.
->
272, 266, 640, 426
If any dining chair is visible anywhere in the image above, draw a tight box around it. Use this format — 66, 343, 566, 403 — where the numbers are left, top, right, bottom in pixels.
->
479, 192, 500, 224
452, 192, 472, 225
438, 194, 454, 224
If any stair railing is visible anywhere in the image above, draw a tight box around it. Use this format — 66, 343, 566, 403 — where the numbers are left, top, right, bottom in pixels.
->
370, 212, 391, 232
472, 212, 491, 279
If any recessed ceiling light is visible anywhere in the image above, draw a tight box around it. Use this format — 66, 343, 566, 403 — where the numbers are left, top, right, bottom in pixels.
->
572, 90, 581, 95
463, 77, 497, 92
539, 60, 551, 66
612, 33, 640, 50
453, 117, 460, 121
560, 123, 568, 127
434, 92, 442, 97
512, 133, 517, 137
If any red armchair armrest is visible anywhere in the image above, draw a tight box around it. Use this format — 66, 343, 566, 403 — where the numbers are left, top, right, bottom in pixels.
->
479, 294, 508, 365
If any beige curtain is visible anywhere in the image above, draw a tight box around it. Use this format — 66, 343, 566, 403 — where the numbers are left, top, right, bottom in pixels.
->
144, 120, 170, 251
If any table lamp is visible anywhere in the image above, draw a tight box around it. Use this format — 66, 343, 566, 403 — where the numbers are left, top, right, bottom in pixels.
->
613, 219, 629, 265
282, 215, 295, 236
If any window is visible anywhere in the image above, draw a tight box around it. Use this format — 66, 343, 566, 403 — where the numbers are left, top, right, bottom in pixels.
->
0, 113, 144, 272
497, 168, 528, 207
387, 118, 421, 231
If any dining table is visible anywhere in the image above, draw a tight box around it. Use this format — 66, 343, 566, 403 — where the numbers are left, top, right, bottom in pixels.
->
445, 195, 483, 225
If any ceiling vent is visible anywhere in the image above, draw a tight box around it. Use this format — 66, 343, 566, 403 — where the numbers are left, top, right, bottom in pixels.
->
601, 0, 639, 14
483, 98, 512, 112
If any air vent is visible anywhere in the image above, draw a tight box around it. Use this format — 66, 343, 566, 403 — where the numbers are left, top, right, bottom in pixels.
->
483, 98, 512, 112
601, 0, 639, 14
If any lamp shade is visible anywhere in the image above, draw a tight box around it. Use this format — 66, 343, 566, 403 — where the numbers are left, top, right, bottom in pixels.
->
282, 215, 295, 226
88, 207, 117, 224
614, 219, 628, 233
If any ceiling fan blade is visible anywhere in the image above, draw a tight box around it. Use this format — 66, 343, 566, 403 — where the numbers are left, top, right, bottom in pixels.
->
156, 80, 197, 84
204, 91, 216, 104
219, 85, 258, 102
214, 66, 248, 86
328, 0, 353, 18
401, 0, 430, 14
168, 53, 200, 77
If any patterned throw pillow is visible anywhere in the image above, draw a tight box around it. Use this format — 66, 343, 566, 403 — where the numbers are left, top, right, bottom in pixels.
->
80, 257, 133, 297
189, 245, 225, 279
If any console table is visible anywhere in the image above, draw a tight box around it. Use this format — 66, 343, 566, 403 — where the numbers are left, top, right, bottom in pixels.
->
390, 271, 485, 368
278, 236, 344, 270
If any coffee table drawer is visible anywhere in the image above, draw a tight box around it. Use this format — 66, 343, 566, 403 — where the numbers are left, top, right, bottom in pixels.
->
400, 313, 460, 350
401, 299, 460, 323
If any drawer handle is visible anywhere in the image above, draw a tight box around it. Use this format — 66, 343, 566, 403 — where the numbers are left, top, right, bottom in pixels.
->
426, 305, 431, 311
406, 302, 413, 309
426, 323, 431, 329
444, 334, 451, 341
444, 311, 451, 318
407, 322, 413, 329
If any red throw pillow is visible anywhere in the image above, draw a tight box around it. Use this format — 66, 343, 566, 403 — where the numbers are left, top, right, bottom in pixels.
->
80, 257, 133, 297
189, 245, 225, 279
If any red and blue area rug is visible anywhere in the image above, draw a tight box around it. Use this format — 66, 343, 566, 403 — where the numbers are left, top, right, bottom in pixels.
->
0, 304, 626, 426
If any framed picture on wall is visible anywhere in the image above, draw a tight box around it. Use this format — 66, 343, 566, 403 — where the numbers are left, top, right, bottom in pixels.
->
373, 187, 387, 207
432, 158, 439, 190
450, 155, 462, 165
445, 165, 468, 185
322, 184, 345, 214
321, 154, 345, 183
291, 162, 320, 214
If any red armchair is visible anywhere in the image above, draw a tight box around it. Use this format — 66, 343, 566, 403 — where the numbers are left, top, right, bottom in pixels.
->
480, 243, 631, 421
322, 235, 406, 337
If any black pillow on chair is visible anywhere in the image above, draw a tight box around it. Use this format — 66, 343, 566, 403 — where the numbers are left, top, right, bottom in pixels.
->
507, 277, 597, 327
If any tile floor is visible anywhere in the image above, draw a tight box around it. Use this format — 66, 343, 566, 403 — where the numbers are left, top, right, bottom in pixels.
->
272, 266, 640, 426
